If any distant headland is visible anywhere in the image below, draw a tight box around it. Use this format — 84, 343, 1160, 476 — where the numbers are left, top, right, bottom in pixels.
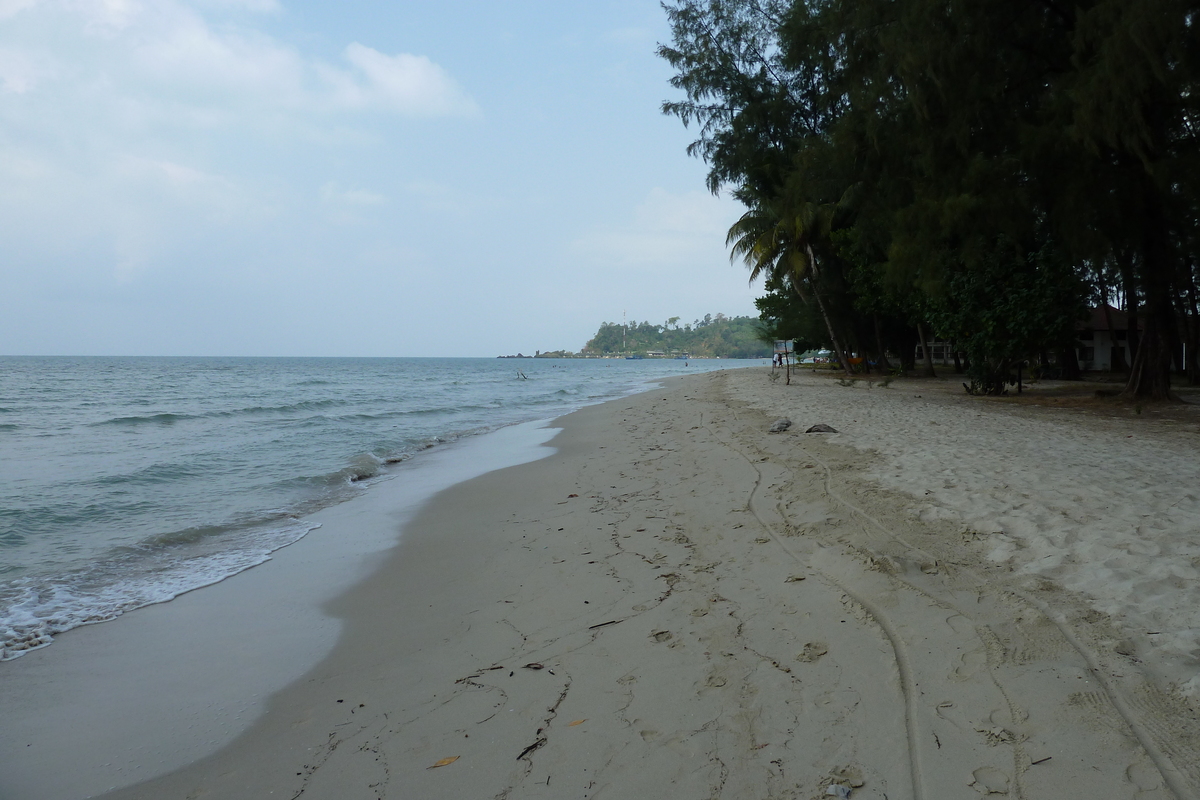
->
497, 314, 770, 360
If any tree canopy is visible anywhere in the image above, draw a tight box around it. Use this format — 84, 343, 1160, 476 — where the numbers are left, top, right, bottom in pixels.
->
583, 314, 770, 358
659, 0, 1200, 397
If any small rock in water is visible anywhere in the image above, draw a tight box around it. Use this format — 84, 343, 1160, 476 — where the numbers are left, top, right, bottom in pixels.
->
768, 418, 792, 433
805, 423, 838, 433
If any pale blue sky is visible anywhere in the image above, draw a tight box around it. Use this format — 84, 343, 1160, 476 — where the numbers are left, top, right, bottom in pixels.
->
0, 0, 759, 356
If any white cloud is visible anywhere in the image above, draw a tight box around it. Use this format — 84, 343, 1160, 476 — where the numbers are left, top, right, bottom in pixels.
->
75, 0, 144, 34
571, 188, 740, 269
334, 43, 479, 117
121, 11, 479, 118
3, 2, 477, 119
132, 12, 306, 102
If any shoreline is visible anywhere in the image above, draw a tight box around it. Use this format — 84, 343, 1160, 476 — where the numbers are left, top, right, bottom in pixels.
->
1, 356, 756, 664
8, 368, 1200, 799
0, 419, 562, 800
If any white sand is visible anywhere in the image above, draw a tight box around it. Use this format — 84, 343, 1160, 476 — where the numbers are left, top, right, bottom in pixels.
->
732, 369, 1200, 697
18, 369, 1200, 799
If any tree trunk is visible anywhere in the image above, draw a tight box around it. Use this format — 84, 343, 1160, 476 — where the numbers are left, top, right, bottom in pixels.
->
916, 321, 937, 378
1123, 186, 1174, 400
1059, 348, 1082, 380
811, 282, 854, 378
805, 245, 854, 378
1100, 302, 1121, 371
874, 315, 893, 372
1118, 250, 1141, 366
1185, 261, 1200, 385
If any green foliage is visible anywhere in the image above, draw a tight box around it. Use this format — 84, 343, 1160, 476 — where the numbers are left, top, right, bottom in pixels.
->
582, 314, 770, 358
753, 274, 827, 352
929, 240, 1088, 394
658, 0, 1200, 396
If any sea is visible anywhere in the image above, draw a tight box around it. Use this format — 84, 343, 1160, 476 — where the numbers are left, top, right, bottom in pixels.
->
0, 355, 757, 661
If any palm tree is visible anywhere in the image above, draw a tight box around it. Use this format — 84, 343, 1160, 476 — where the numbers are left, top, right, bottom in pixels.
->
727, 195, 855, 377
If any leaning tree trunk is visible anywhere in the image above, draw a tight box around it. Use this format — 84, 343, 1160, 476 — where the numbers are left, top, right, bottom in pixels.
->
811, 282, 854, 378
916, 321, 937, 378
805, 245, 854, 378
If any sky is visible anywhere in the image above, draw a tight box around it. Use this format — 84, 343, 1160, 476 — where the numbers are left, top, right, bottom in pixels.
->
0, 0, 762, 356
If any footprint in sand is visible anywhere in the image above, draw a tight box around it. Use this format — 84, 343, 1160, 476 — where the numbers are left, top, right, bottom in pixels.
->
651, 630, 673, 643
796, 641, 829, 663
988, 707, 1018, 728
935, 700, 967, 730
952, 648, 987, 680
1126, 761, 1164, 797
969, 766, 1009, 794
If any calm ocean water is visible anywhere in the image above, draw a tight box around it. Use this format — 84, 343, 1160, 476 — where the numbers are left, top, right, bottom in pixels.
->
0, 356, 757, 659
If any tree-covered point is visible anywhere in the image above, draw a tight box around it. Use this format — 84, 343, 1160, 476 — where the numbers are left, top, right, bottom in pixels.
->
659, 0, 1200, 397
583, 314, 771, 358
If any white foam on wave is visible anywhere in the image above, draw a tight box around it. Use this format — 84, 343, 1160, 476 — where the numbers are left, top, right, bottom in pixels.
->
0, 518, 321, 660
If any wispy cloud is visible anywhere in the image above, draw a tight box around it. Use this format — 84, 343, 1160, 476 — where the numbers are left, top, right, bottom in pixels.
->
4, 1, 479, 119
571, 188, 739, 269
332, 43, 479, 117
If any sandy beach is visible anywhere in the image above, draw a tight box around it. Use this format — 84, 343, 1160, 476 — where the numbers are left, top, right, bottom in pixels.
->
19, 368, 1200, 799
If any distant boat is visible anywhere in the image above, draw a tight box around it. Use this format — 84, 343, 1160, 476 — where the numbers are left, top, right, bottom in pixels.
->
625, 355, 644, 360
